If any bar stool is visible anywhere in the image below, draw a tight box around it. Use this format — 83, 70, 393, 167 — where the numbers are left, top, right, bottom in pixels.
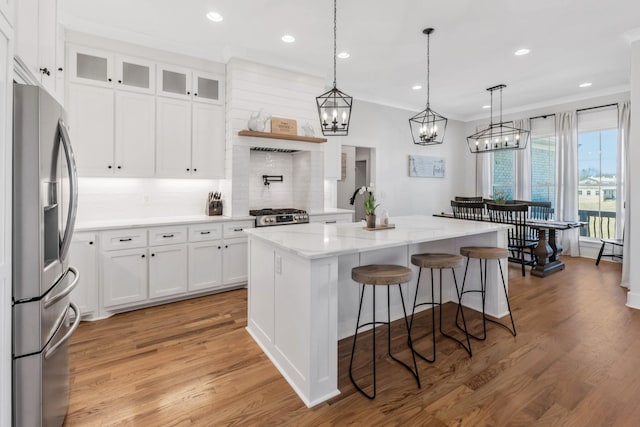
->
349, 264, 421, 399
456, 246, 516, 342
409, 253, 472, 361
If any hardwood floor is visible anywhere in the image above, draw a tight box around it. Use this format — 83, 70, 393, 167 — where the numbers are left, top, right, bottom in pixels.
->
64, 258, 639, 426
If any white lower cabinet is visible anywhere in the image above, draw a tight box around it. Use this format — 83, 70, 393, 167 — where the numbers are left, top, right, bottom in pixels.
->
90, 220, 252, 318
69, 232, 98, 316
222, 238, 248, 284
188, 240, 223, 291
149, 243, 188, 298
102, 247, 148, 308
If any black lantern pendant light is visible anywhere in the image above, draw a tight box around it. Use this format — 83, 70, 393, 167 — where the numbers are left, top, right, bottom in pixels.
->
316, 0, 353, 136
466, 84, 530, 153
409, 28, 447, 145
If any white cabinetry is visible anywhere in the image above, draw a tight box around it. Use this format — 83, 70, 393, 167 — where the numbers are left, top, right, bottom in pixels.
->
69, 232, 98, 316
222, 238, 248, 284
102, 247, 148, 308
309, 212, 353, 224
156, 98, 225, 178
188, 241, 223, 291
158, 64, 224, 105
15, 0, 62, 99
68, 46, 114, 87
149, 244, 187, 299
0, 0, 13, 26
68, 82, 154, 177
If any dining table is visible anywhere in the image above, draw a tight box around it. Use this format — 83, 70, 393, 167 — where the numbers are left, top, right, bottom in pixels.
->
434, 212, 586, 277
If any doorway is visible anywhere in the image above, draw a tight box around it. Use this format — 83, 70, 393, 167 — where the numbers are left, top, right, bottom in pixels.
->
337, 146, 373, 222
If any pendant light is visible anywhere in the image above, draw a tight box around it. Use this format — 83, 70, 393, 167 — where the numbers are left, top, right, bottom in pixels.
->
409, 28, 447, 145
466, 84, 530, 153
316, 0, 353, 136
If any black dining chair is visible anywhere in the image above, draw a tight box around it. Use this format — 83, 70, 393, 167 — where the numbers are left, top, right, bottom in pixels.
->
486, 202, 537, 276
451, 200, 485, 221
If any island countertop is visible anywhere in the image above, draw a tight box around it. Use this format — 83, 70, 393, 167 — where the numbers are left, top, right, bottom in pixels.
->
244, 215, 511, 259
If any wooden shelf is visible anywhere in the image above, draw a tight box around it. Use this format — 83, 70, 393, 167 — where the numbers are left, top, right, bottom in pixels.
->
238, 130, 327, 143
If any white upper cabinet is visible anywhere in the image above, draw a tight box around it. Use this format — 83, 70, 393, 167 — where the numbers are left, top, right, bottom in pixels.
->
68, 83, 115, 176
192, 103, 225, 178
193, 70, 224, 105
156, 97, 192, 178
157, 64, 192, 100
0, 0, 13, 26
115, 91, 155, 176
15, 0, 62, 100
69, 46, 114, 88
115, 55, 155, 94
159, 64, 224, 105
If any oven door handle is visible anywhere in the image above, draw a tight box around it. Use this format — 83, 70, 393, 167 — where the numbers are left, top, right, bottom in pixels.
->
44, 302, 81, 360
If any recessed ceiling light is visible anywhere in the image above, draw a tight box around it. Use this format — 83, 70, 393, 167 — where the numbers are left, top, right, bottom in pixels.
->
482, 105, 491, 109
206, 11, 223, 22
337, 52, 350, 59
412, 85, 422, 90
514, 48, 530, 56
281, 34, 295, 43
579, 82, 593, 88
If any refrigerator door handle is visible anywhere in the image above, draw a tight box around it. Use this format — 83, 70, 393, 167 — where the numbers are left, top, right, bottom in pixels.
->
44, 266, 79, 309
58, 118, 79, 261
44, 302, 81, 360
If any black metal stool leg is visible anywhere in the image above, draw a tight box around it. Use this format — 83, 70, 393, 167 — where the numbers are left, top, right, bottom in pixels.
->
349, 283, 376, 399
484, 260, 517, 336
409, 267, 436, 363
438, 268, 473, 356
457, 258, 488, 341
387, 285, 421, 387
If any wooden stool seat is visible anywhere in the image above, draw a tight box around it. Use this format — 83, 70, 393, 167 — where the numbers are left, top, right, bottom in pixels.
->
352, 264, 412, 285
411, 253, 465, 269
460, 246, 509, 260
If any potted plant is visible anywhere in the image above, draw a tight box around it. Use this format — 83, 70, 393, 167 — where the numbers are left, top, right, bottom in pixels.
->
359, 184, 380, 228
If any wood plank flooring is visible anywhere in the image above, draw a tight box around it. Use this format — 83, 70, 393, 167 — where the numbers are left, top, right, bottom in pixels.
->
64, 258, 640, 426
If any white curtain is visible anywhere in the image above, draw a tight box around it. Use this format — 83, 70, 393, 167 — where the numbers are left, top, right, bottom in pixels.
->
619, 101, 631, 288
475, 124, 494, 198
513, 118, 531, 200
555, 111, 580, 256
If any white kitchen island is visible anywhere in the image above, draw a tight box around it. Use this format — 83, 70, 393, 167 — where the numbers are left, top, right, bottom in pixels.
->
245, 215, 511, 407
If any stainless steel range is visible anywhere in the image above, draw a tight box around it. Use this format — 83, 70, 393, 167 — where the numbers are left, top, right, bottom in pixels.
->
250, 208, 309, 227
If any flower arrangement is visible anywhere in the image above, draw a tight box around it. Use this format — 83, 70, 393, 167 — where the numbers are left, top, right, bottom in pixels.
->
493, 190, 507, 204
359, 184, 380, 215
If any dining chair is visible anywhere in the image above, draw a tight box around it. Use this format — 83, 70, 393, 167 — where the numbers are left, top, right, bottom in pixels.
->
486, 202, 537, 276
451, 200, 485, 221
454, 196, 484, 202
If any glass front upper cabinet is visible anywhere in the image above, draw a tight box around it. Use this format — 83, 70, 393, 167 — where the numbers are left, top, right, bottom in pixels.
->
69, 46, 114, 87
115, 55, 155, 94
193, 71, 224, 105
157, 64, 192, 100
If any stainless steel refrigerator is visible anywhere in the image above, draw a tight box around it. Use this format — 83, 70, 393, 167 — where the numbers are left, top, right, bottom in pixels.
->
12, 84, 81, 427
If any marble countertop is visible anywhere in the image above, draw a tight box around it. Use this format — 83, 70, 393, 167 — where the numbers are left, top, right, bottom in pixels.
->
244, 215, 511, 259
75, 215, 254, 232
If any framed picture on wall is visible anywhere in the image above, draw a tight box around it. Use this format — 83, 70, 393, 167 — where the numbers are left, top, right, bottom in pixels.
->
408, 155, 445, 178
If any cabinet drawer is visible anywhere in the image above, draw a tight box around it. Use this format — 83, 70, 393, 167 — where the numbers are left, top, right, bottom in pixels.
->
148, 226, 188, 246
223, 221, 254, 239
188, 224, 223, 242
101, 229, 147, 251
309, 213, 353, 224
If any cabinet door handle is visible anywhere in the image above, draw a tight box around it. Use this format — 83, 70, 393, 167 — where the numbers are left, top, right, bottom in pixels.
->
117, 165, 122, 169
89, 241, 94, 245
118, 80, 122, 84
141, 254, 145, 258
194, 93, 198, 96
119, 238, 132, 242
58, 67, 63, 72
225, 245, 228, 249
187, 91, 191, 95
217, 246, 221, 249
186, 168, 190, 171
162, 234, 174, 238
193, 168, 197, 172
151, 253, 155, 257
40, 67, 51, 76
108, 78, 112, 82
200, 231, 211, 235
325, 220, 337, 224
108, 165, 112, 169
233, 228, 243, 232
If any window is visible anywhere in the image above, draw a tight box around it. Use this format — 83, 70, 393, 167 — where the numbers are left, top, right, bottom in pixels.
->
577, 106, 618, 238
530, 116, 556, 208
493, 150, 514, 200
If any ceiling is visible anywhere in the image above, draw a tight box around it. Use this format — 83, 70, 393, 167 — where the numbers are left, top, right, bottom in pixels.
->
60, 0, 640, 121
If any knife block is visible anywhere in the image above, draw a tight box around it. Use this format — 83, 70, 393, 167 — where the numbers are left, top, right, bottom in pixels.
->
207, 200, 223, 216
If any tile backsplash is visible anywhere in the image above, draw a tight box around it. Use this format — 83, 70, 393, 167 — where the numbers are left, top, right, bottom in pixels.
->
76, 178, 224, 221
249, 151, 294, 209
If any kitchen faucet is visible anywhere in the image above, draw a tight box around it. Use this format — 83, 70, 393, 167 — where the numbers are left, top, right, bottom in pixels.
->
349, 187, 361, 205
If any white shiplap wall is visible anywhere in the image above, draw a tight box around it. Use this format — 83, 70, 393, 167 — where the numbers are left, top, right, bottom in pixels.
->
226, 59, 326, 215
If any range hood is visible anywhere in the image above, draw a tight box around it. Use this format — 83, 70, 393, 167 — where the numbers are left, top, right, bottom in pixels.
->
250, 146, 299, 154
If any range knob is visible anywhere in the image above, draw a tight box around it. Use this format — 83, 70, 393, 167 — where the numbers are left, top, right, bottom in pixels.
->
294, 215, 299, 220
